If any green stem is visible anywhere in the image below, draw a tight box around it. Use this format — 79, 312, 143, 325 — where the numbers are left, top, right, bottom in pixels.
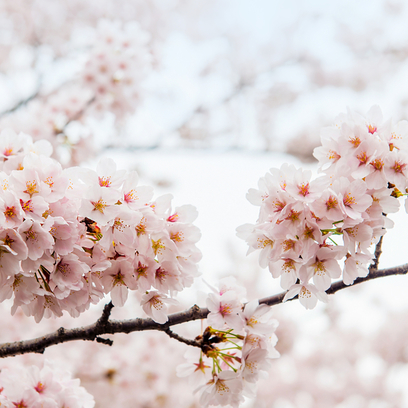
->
328, 237, 338, 246
219, 355, 237, 372
224, 339, 241, 349
321, 228, 343, 234
213, 358, 222, 373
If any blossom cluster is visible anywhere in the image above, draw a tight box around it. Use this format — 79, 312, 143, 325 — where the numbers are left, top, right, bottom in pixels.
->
177, 278, 279, 408
238, 106, 407, 308
0, 129, 201, 322
0, 361, 94, 407
81, 19, 151, 119
0, 20, 151, 167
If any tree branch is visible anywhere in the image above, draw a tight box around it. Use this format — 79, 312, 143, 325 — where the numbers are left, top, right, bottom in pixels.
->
0, 90, 40, 117
0, 263, 407, 358
259, 263, 408, 306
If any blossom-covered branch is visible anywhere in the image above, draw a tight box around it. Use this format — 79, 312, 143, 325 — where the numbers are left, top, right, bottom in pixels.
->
238, 106, 408, 309
1, 105, 408, 408
1, 260, 407, 359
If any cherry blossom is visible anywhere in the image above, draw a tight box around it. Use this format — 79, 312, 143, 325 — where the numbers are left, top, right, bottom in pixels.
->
239, 106, 407, 310
0, 361, 94, 407
141, 290, 178, 324
178, 279, 279, 407
196, 371, 244, 408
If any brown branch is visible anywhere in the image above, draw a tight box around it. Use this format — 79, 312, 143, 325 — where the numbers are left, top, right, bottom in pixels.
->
163, 328, 202, 348
0, 304, 207, 358
98, 301, 114, 324
325, 263, 408, 295
369, 235, 383, 272
0, 264, 407, 358
259, 263, 408, 306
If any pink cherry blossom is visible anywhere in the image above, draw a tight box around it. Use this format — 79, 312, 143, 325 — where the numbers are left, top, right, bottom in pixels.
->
141, 290, 178, 324
207, 291, 244, 330
195, 371, 244, 408
283, 283, 328, 309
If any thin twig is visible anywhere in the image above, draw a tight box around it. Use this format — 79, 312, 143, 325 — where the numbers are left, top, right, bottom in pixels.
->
369, 235, 383, 272
98, 301, 114, 325
163, 328, 202, 348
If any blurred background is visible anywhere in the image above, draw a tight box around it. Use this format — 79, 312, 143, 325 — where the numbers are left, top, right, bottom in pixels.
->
1, 0, 408, 406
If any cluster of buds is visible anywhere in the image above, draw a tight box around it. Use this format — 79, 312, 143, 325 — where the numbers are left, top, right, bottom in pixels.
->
0, 129, 201, 322
238, 106, 408, 308
178, 278, 279, 408
0, 360, 94, 408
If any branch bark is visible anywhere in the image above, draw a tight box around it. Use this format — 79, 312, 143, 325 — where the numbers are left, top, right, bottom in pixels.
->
0, 262, 407, 358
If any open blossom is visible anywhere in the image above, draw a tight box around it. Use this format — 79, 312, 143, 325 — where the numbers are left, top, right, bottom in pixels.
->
100, 259, 137, 307
333, 177, 372, 220
241, 348, 271, 384
283, 282, 328, 309
50, 253, 89, 296
243, 300, 278, 335
79, 186, 121, 226
79, 158, 127, 190
121, 171, 154, 209
177, 348, 212, 388
309, 188, 343, 221
18, 219, 54, 261
0, 361, 94, 408
0, 191, 24, 228
207, 291, 244, 330
166, 204, 199, 223
302, 246, 344, 291
343, 251, 373, 285
0, 128, 29, 160
0, 228, 28, 277
141, 290, 178, 324
196, 371, 244, 408
384, 149, 408, 191
285, 168, 327, 203
268, 257, 302, 289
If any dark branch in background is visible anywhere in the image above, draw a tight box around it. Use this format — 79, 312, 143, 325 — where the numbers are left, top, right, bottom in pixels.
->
0, 259, 407, 358
102, 58, 306, 152
0, 90, 40, 117
61, 96, 96, 134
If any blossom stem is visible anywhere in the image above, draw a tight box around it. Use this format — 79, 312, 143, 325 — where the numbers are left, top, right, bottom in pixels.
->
213, 358, 222, 373
328, 237, 338, 246
218, 355, 238, 372
220, 346, 241, 351
224, 340, 241, 349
